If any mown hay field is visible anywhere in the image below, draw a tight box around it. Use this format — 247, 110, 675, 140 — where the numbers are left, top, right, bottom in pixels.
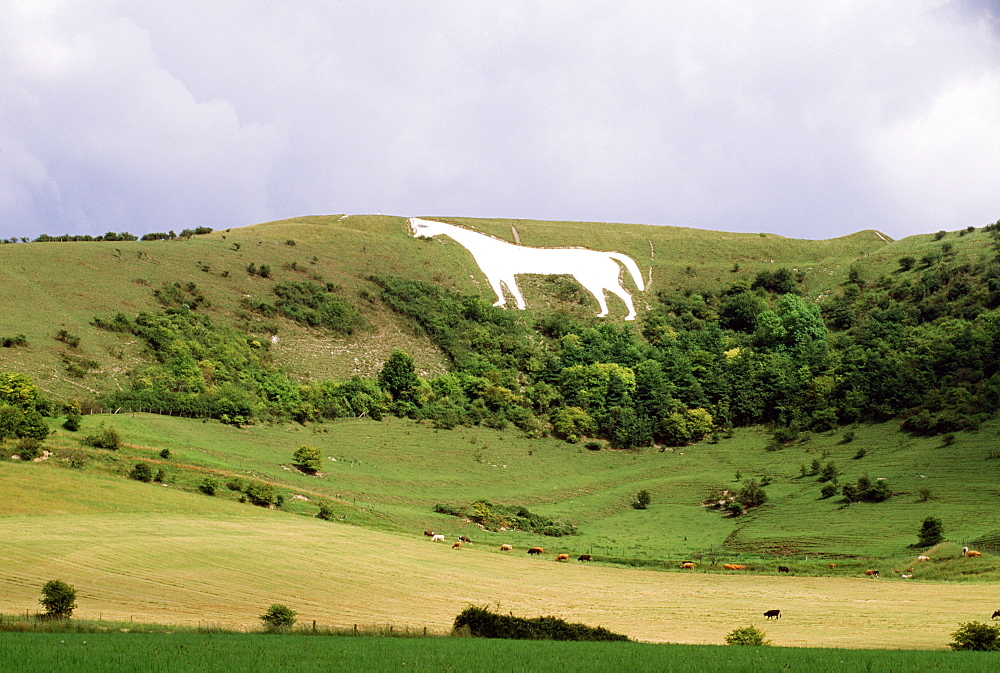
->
0, 501, 996, 649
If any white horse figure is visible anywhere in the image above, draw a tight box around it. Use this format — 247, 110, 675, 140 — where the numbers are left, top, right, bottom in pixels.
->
408, 218, 645, 320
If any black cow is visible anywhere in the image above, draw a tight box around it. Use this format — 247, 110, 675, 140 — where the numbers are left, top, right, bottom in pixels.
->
993, 610, 1000, 620
764, 609, 781, 620
777, 566, 790, 573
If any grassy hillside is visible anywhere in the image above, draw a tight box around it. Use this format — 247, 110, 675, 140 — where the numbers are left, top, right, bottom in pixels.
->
0, 214, 897, 401
3, 214, 1000, 648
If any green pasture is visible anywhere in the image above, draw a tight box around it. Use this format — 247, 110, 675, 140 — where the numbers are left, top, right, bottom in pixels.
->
28, 411, 1000, 565
2, 633, 999, 673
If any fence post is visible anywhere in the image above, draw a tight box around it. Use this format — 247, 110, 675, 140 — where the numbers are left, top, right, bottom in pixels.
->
313, 620, 316, 632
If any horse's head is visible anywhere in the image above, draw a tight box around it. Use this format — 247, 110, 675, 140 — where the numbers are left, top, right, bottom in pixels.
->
408, 218, 445, 239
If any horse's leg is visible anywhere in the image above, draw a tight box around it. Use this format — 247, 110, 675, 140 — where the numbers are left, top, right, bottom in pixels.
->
503, 275, 528, 310
485, 273, 507, 308
575, 277, 610, 317
606, 282, 637, 321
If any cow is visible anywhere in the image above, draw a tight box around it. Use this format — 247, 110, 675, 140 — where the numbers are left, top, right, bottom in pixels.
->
764, 609, 781, 620
680, 562, 695, 569
500, 544, 513, 551
556, 554, 570, 562
992, 610, 1000, 620
431, 534, 445, 542
916, 555, 930, 562
865, 569, 879, 578
452, 542, 462, 549
966, 550, 983, 558
578, 555, 593, 562
423, 530, 434, 537
777, 566, 790, 573
723, 564, 746, 571
828, 563, 837, 569
527, 547, 544, 555
458, 536, 472, 543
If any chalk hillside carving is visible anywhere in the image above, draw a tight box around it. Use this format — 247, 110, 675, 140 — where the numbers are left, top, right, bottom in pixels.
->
408, 218, 645, 320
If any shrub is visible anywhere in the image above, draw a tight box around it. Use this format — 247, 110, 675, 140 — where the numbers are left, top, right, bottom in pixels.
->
61, 449, 87, 469
898, 256, 916, 271
159, 448, 171, 459
260, 604, 296, 631
840, 430, 855, 444
199, 476, 218, 496
820, 484, 838, 499
737, 479, 768, 509
83, 425, 121, 450
453, 605, 629, 641
293, 445, 322, 473
949, 621, 1000, 651
842, 474, 891, 503
918, 487, 932, 502
226, 477, 245, 492
917, 516, 944, 546
39, 580, 77, 619
1, 333, 29, 348
633, 489, 651, 510
129, 462, 153, 482
317, 504, 334, 520
62, 412, 81, 431
153, 468, 166, 483
853, 447, 866, 460
245, 481, 274, 507
15, 437, 42, 461
724, 625, 771, 646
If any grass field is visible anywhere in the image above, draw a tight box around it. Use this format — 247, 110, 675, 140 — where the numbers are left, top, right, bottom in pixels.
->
3, 632, 999, 672
2, 411, 1000, 649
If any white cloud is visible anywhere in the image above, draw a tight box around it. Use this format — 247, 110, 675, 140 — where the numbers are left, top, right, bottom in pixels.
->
1, 0, 998, 240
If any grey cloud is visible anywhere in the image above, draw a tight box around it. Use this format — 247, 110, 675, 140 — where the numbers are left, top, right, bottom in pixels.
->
1, 1, 998, 240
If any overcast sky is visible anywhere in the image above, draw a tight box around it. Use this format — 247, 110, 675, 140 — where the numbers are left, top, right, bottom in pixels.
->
2, 1, 999, 241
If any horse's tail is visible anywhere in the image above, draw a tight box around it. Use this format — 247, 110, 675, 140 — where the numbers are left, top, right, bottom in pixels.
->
607, 252, 645, 292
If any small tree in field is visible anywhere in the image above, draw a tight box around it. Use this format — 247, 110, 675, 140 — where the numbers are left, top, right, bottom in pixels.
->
40, 579, 77, 619
129, 462, 153, 482
293, 445, 322, 474
917, 516, 944, 546
260, 604, 297, 631
724, 625, 770, 646
949, 621, 1000, 650
632, 489, 651, 510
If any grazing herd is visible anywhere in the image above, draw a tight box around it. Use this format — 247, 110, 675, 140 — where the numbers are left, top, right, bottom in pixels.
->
420, 532, 995, 626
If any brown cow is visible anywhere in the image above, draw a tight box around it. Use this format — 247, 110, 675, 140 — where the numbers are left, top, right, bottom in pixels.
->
458, 536, 472, 543
828, 563, 837, 569
865, 569, 879, 578
556, 554, 570, 562
423, 530, 434, 537
499, 544, 513, 551
452, 542, 462, 549
680, 562, 695, 569
578, 554, 593, 562
966, 550, 983, 558
723, 564, 746, 571
777, 566, 790, 573
527, 547, 544, 555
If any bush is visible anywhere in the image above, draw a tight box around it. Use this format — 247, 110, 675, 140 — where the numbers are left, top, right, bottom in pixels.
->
260, 604, 296, 631
83, 425, 121, 450
61, 449, 87, 469
15, 437, 42, 461
245, 481, 274, 507
226, 477, 245, 492
39, 580, 77, 619
62, 412, 81, 431
949, 621, 1000, 651
198, 476, 218, 496
129, 462, 153, 482
159, 448, 171, 459
917, 516, 944, 546
633, 489, 651, 510
820, 483, 838, 499
724, 625, 771, 646
317, 504, 334, 520
737, 479, 768, 509
293, 445, 322, 473
453, 605, 629, 641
